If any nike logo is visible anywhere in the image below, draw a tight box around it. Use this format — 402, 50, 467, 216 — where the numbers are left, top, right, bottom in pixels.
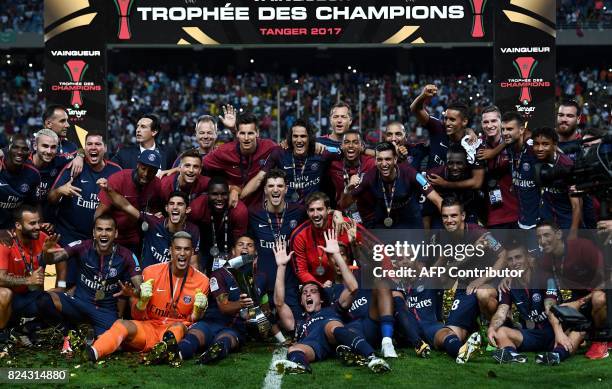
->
229, 286, 239, 291
283, 166, 293, 169
156, 288, 166, 292
155, 233, 164, 238
13, 257, 21, 262
439, 142, 448, 149
516, 302, 524, 305
81, 180, 89, 183
85, 263, 96, 269
0, 183, 8, 187
258, 224, 267, 228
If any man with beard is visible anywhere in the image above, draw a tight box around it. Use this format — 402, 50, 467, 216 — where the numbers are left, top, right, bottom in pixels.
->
502, 111, 540, 232
410, 85, 475, 168
112, 114, 177, 171
42, 105, 78, 156
248, 169, 304, 319
97, 186, 200, 270
49, 131, 122, 288
144, 235, 261, 366
424, 144, 484, 228
0, 135, 41, 229
77, 231, 209, 362
96, 150, 162, 254
535, 220, 607, 362
160, 149, 209, 203
531, 127, 582, 236
203, 112, 278, 207
328, 129, 376, 226
555, 100, 597, 228
317, 102, 352, 149
477, 106, 519, 231
273, 237, 390, 374
487, 242, 557, 364
241, 119, 335, 205
189, 177, 248, 274
37, 213, 142, 354
0, 205, 53, 343
28, 129, 84, 222
556, 99, 583, 160
341, 142, 443, 229
380, 121, 428, 169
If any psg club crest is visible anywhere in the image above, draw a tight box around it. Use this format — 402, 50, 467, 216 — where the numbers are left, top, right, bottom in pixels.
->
183, 295, 192, 304
522, 163, 530, 172
148, 153, 156, 162
108, 268, 117, 277
532, 293, 541, 303
289, 219, 298, 229
311, 162, 319, 171
19, 184, 29, 193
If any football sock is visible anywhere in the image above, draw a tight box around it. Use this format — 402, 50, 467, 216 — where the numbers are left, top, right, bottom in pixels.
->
503, 346, 518, 355
177, 333, 201, 360
91, 321, 129, 359
288, 350, 309, 368
36, 293, 68, 335
394, 300, 422, 347
443, 335, 462, 358
333, 326, 375, 357
380, 315, 394, 339
553, 346, 570, 361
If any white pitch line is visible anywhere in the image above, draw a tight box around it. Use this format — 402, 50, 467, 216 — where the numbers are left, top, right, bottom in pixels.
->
262, 347, 287, 389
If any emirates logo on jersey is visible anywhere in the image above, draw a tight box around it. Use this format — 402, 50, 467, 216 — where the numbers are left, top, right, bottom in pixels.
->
183, 295, 192, 304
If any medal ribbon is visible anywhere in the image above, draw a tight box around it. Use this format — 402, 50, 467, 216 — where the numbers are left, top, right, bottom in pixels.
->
168, 263, 189, 314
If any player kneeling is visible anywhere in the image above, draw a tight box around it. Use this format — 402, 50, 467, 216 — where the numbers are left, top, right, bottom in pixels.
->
272, 234, 390, 374
74, 232, 209, 362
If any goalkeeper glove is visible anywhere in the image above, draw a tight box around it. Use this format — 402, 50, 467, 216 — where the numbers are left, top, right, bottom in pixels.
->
192, 288, 208, 318
136, 279, 154, 310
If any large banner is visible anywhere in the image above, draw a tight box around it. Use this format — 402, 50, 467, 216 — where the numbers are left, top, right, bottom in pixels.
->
43, 0, 554, 146
493, 0, 556, 130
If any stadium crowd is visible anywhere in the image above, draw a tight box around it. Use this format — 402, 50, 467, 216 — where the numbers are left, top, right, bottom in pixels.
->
0, 0, 43, 34
0, 81, 611, 374
557, 0, 612, 29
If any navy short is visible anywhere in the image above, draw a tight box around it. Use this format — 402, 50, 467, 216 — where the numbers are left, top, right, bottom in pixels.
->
57, 293, 117, 337
11, 290, 45, 320
446, 289, 479, 332
420, 320, 445, 346
189, 320, 245, 347
347, 317, 380, 347
518, 327, 555, 352
298, 318, 341, 361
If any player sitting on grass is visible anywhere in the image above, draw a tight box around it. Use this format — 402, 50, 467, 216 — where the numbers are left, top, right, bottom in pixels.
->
272, 233, 390, 374
144, 235, 262, 366
487, 242, 557, 363
72, 232, 209, 362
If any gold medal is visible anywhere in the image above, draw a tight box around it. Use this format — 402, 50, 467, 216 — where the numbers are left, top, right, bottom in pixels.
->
95, 289, 105, 300
315, 265, 325, 276
384, 217, 394, 228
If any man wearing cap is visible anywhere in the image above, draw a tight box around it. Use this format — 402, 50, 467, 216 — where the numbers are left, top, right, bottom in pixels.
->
95, 150, 163, 254
112, 114, 177, 171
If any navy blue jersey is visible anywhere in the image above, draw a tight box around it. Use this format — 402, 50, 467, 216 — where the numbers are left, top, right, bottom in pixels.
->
326, 282, 371, 322
508, 143, 540, 229
538, 154, 575, 229
424, 117, 450, 168
263, 149, 335, 205
52, 162, 122, 245
558, 139, 583, 163
28, 156, 70, 203
248, 203, 305, 293
295, 305, 343, 341
407, 143, 429, 170
352, 163, 433, 229
140, 214, 200, 269
206, 267, 247, 332
0, 162, 40, 228
63, 240, 141, 309
500, 286, 557, 330
404, 281, 443, 323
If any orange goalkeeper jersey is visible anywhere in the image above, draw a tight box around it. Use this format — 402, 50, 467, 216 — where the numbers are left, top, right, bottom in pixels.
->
133, 262, 209, 325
